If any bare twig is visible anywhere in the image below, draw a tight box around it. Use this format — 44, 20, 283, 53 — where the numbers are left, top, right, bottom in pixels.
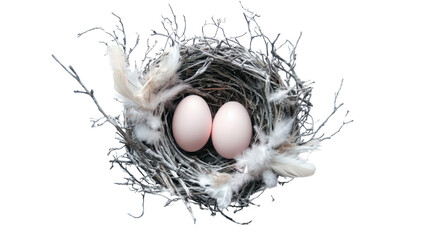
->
219, 210, 252, 225
306, 79, 353, 143
128, 193, 145, 218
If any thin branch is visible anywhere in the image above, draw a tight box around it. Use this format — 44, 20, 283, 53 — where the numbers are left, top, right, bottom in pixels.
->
127, 33, 140, 63
128, 193, 145, 218
306, 79, 353, 143
112, 12, 127, 53
51, 55, 149, 154
219, 210, 252, 225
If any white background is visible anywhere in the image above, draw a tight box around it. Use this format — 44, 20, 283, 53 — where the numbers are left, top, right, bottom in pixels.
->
1, 0, 428, 239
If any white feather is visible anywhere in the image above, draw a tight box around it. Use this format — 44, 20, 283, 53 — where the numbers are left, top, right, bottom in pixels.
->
133, 122, 161, 145
197, 172, 253, 209
236, 120, 317, 182
198, 174, 213, 188
270, 154, 316, 177
206, 185, 233, 209
146, 115, 161, 130
126, 109, 161, 128
141, 83, 190, 110
262, 169, 278, 188
235, 144, 272, 174
229, 172, 253, 192
285, 140, 321, 155
267, 87, 293, 103
268, 118, 294, 148
144, 44, 181, 88
136, 45, 182, 109
108, 46, 139, 104
198, 173, 233, 209
126, 68, 142, 92
126, 109, 162, 144
109, 45, 185, 111
254, 125, 268, 144
235, 118, 293, 173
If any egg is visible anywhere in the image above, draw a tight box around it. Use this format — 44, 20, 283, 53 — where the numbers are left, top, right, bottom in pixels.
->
211, 101, 252, 159
172, 95, 212, 152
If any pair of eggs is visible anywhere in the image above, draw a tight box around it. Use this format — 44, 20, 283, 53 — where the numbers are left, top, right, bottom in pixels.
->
172, 95, 252, 159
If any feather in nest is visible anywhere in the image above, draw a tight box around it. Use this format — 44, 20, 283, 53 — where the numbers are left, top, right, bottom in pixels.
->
108, 44, 189, 144
236, 118, 317, 179
198, 172, 253, 209
108, 44, 189, 111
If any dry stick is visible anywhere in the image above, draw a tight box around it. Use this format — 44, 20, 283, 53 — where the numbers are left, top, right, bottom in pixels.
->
309, 79, 353, 143
52, 56, 107, 117
219, 210, 252, 225
112, 12, 127, 53
52, 54, 165, 188
127, 33, 140, 64
52, 56, 157, 218
128, 193, 145, 218
51, 55, 142, 151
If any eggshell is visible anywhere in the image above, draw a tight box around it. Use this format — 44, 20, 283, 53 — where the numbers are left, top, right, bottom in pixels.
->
172, 95, 212, 152
211, 101, 252, 159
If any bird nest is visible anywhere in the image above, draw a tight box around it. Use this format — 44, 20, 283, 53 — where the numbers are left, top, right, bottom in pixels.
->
53, 5, 350, 224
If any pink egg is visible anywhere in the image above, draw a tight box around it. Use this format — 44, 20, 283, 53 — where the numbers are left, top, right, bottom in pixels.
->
211, 101, 252, 159
172, 95, 212, 152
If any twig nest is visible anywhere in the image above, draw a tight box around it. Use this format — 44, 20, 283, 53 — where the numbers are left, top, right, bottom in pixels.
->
57, 6, 350, 224
108, 33, 319, 218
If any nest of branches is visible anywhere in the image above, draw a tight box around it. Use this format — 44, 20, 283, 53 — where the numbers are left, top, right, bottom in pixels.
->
53, 5, 350, 224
